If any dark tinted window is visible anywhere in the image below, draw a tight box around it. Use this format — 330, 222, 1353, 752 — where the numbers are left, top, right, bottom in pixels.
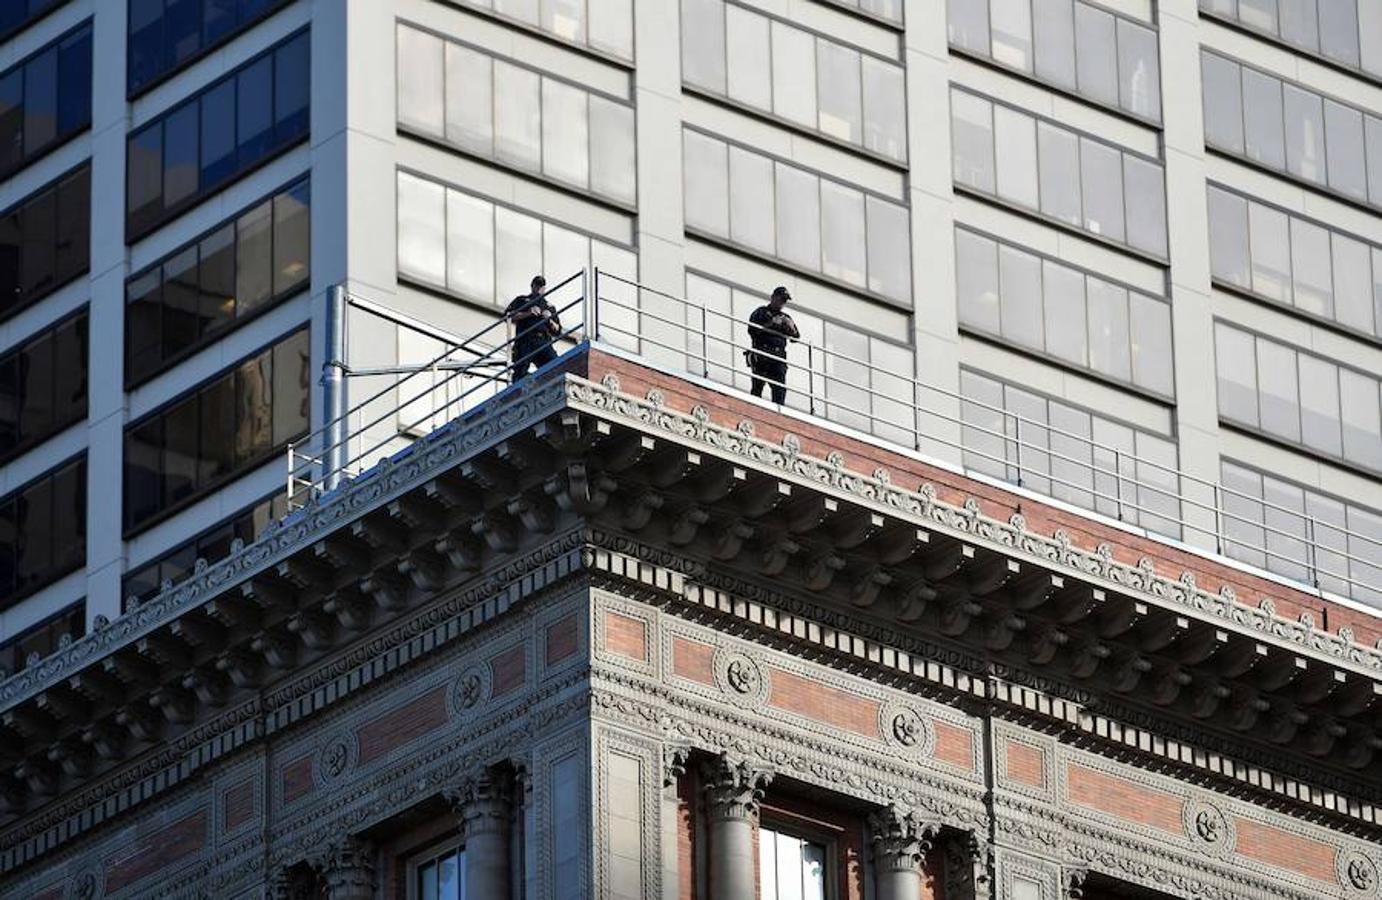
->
0, 455, 86, 608
126, 28, 309, 241
0, 310, 87, 465
0, 1, 72, 44
125, 176, 310, 386
0, 601, 83, 677
0, 22, 92, 180
126, 0, 296, 96
122, 492, 285, 610
122, 326, 309, 533
0, 164, 91, 320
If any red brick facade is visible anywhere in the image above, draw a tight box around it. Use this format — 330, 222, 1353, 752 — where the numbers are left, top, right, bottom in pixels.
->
103, 809, 208, 894
605, 611, 649, 661
765, 666, 880, 738
1066, 765, 1184, 835
356, 685, 450, 766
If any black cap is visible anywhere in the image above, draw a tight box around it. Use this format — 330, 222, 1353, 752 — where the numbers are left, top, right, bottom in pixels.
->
771, 286, 791, 301
531, 274, 547, 289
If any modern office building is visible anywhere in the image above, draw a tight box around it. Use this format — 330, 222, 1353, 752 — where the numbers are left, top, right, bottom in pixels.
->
0, 0, 1379, 898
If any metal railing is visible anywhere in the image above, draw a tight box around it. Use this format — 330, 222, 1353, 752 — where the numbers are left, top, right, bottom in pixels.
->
286, 268, 1382, 606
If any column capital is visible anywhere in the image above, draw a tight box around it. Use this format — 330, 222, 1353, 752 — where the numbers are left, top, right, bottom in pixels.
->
663, 743, 693, 788
943, 831, 994, 900
309, 835, 374, 896
702, 753, 773, 823
868, 805, 941, 875
445, 765, 514, 839
1063, 867, 1089, 900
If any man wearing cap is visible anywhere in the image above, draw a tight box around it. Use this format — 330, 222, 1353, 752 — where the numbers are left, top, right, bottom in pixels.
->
506, 274, 562, 379
746, 286, 800, 405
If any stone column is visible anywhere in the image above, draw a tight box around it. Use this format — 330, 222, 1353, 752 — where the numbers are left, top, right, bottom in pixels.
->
869, 805, 939, 900
447, 767, 514, 899
703, 754, 773, 900
313, 836, 374, 900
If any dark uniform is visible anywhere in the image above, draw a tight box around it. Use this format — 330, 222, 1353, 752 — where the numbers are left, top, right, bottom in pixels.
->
505, 289, 560, 379
747, 295, 798, 405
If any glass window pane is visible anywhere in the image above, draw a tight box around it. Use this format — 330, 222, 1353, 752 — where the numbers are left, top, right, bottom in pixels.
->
446, 189, 495, 303
1290, 216, 1332, 317
817, 41, 861, 144
771, 23, 817, 127
1332, 232, 1373, 335
273, 32, 310, 142
398, 26, 445, 136
726, 5, 770, 110
200, 223, 235, 332
1324, 99, 1366, 201
961, 370, 1008, 478
1043, 261, 1086, 366
56, 25, 91, 137
397, 171, 446, 287
1249, 200, 1292, 302
1243, 69, 1285, 169
994, 105, 1039, 209
589, 97, 635, 205
541, 78, 589, 188
273, 181, 310, 296
862, 58, 906, 161
1283, 84, 1325, 185
1080, 138, 1125, 242
496, 0, 540, 25
729, 146, 775, 253
163, 102, 200, 209
682, 0, 726, 93
1117, 19, 1160, 118
445, 43, 492, 155
236, 349, 274, 464
54, 167, 88, 286
200, 80, 236, 187
998, 244, 1042, 349
775, 164, 821, 270
1130, 293, 1172, 395
1033, 0, 1077, 89
820, 181, 866, 287
1340, 369, 1382, 470
683, 131, 729, 235
1123, 155, 1166, 257
494, 61, 541, 171
1298, 353, 1341, 457
951, 91, 995, 193
866, 196, 911, 303
0, 69, 22, 175
22, 48, 56, 156
1320, 0, 1361, 65
270, 329, 309, 447
588, 0, 633, 59
1361, 2, 1382, 79
1038, 122, 1081, 225
1086, 279, 1130, 381
198, 376, 234, 487
494, 206, 542, 308
19, 189, 55, 297
948, 0, 990, 53
1279, 0, 1320, 49
956, 230, 1000, 334
236, 200, 273, 314
1216, 325, 1258, 426
1075, 3, 1118, 106
1368, 116, 1382, 206
1256, 337, 1300, 442
542, 0, 586, 43
127, 124, 164, 235
1201, 52, 1244, 154
991, 0, 1033, 70
1207, 187, 1250, 287
162, 246, 200, 355
543, 221, 587, 292
236, 55, 274, 163
1240, 0, 1279, 32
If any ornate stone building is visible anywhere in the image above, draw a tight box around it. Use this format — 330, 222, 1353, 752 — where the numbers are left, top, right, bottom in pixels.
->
0, 346, 1377, 899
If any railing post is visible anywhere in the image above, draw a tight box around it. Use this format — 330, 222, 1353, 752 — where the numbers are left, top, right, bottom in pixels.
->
1013, 415, 1023, 487
1114, 448, 1124, 522
1306, 515, 1319, 588
807, 345, 816, 415
1213, 484, 1224, 554
286, 443, 296, 509
590, 267, 600, 343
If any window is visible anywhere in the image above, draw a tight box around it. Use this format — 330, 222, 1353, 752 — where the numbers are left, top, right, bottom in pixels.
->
682, 130, 913, 304
1200, 0, 1382, 82
0, 21, 91, 179
122, 492, 287, 610
1221, 460, 1382, 607
0, 0, 71, 44
949, 0, 1161, 121
0, 601, 82, 676
446, 0, 631, 60
759, 825, 827, 900
1201, 49, 1382, 207
955, 228, 1173, 396
395, 24, 635, 206
949, 88, 1168, 259
395, 170, 637, 310
0, 309, 88, 465
127, 0, 295, 96
125, 177, 309, 387
1214, 322, 1382, 473
0, 455, 86, 608
126, 29, 310, 242
680, 0, 907, 163
960, 369, 1180, 536
411, 843, 465, 900
0, 163, 90, 321
1206, 184, 1382, 340
123, 327, 309, 534
816, 0, 903, 24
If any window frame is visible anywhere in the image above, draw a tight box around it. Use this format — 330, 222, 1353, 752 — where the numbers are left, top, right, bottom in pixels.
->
0, 451, 86, 610
124, 26, 311, 243
756, 812, 840, 900
0, 303, 89, 467
121, 325, 310, 537
404, 836, 465, 900
123, 174, 310, 389
436, 0, 634, 65
681, 125, 914, 308
0, 598, 83, 676
125, 0, 297, 99
0, 19, 92, 181
0, 0, 72, 45
947, 85, 1169, 264
1198, 0, 1382, 88
948, 0, 1163, 126
393, 20, 638, 209
0, 160, 91, 323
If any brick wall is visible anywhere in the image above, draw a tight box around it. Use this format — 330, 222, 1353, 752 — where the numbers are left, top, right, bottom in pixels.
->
1234, 817, 1337, 883
672, 637, 715, 685
604, 611, 648, 661
766, 667, 880, 738
356, 685, 450, 766
1066, 765, 1183, 835
103, 808, 208, 894
489, 644, 527, 697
